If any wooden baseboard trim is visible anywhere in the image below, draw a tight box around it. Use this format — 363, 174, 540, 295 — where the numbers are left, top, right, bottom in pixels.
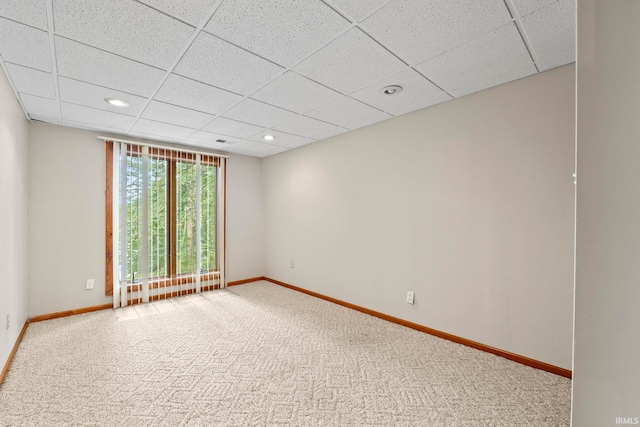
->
263, 277, 572, 379
227, 276, 266, 287
0, 321, 29, 385
29, 303, 113, 323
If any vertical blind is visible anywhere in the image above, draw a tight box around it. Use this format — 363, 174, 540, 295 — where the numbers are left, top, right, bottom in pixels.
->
109, 141, 226, 308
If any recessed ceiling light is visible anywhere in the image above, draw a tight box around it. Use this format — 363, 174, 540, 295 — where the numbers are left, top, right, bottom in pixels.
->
380, 85, 403, 95
263, 135, 275, 141
105, 98, 129, 107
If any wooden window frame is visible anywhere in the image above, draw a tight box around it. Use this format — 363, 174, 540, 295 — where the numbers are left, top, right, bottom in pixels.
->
105, 141, 225, 297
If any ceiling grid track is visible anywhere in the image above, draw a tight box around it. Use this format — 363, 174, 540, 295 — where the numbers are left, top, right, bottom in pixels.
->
503, 0, 541, 72
179, 21, 364, 145
125, 0, 227, 135
45, 0, 62, 124
0, 0, 575, 157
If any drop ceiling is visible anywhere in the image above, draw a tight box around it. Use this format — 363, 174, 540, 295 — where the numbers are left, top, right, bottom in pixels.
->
0, 0, 575, 158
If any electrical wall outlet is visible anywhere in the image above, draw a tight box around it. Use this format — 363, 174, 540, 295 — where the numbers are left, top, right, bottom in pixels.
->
290, 260, 294, 269
85, 279, 95, 290
6, 314, 9, 330
406, 291, 415, 304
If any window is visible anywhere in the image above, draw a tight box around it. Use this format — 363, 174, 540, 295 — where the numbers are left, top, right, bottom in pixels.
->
105, 141, 226, 307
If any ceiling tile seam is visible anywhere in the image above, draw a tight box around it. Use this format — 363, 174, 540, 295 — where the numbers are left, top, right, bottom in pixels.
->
141, 98, 221, 119
1, 61, 53, 76
58, 99, 142, 119
320, 0, 395, 24
0, 15, 47, 33
163, 72, 245, 98
358, 0, 396, 22
198, 114, 345, 142
503, 0, 541, 72
276, 117, 350, 135
244, 128, 318, 145
241, 136, 297, 149
410, 67, 455, 99
197, 30, 290, 70
135, 116, 195, 131
133, 0, 198, 29
0, 59, 31, 121
124, 0, 227, 136
518, 0, 562, 19
45, 0, 61, 124
59, 116, 129, 133
350, 26, 455, 98
190, 129, 249, 141
407, 18, 518, 69
408, 18, 530, 95
54, 35, 167, 73
180, 21, 364, 143
56, 75, 153, 101
318, 0, 358, 24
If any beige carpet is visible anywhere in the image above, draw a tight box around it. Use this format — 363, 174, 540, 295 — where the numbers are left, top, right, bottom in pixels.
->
0, 281, 571, 426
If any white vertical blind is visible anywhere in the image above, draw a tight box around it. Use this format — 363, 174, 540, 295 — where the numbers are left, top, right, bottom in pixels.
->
218, 159, 226, 289
112, 142, 121, 309
195, 154, 202, 294
119, 143, 128, 307
141, 146, 150, 304
110, 141, 225, 308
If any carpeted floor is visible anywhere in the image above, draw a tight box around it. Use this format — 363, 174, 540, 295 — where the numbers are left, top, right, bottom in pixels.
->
0, 281, 571, 426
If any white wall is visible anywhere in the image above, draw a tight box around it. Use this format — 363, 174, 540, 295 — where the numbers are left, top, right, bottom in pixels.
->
226, 154, 264, 282
28, 123, 111, 316
27, 122, 263, 316
263, 65, 575, 370
573, 1, 640, 424
0, 66, 28, 369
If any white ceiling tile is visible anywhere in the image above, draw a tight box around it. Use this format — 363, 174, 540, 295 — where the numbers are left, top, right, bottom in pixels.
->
183, 140, 235, 155
204, 0, 349, 67
447, 63, 537, 98
55, 37, 165, 98
61, 102, 135, 130
20, 93, 58, 118
313, 127, 349, 141
327, 0, 389, 22
305, 96, 392, 130
222, 99, 297, 129
136, 0, 214, 26
0, 18, 51, 71
58, 77, 147, 116
5, 63, 55, 99
53, 0, 194, 69
251, 71, 342, 114
362, 0, 511, 64
29, 114, 59, 124
415, 23, 536, 98
274, 115, 346, 139
174, 32, 284, 95
537, 53, 575, 72
294, 28, 406, 94
155, 74, 243, 116
510, 0, 558, 17
521, 0, 575, 65
141, 101, 214, 129
0, 0, 47, 30
185, 130, 238, 146
225, 140, 289, 157
248, 130, 313, 148
130, 118, 195, 140
203, 117, 263, 139
351, 68, 451, 116
127, 131, 182, 144
61, 119, 128, 136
